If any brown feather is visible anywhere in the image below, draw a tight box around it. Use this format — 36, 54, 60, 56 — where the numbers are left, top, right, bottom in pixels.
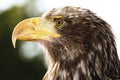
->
40, 6, 120, 80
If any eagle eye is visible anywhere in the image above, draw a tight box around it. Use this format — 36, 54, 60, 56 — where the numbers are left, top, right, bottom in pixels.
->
54, 18, 64, 28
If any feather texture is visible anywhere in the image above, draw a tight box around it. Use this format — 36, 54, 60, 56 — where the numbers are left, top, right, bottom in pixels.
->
40, 6, 120, 80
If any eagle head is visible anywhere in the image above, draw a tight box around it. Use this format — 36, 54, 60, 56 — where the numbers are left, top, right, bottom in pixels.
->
12, 6, 120, 80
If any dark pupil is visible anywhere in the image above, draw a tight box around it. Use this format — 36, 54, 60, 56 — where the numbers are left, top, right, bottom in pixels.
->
57, 20, 61, 25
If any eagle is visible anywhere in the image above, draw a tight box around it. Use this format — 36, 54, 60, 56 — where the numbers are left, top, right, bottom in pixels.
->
12, 6, 120, 80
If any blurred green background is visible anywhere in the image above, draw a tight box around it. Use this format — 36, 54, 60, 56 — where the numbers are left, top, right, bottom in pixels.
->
0, 0, 47, 80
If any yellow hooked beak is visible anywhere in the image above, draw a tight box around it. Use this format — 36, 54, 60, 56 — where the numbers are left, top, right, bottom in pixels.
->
12, 17, 60, 48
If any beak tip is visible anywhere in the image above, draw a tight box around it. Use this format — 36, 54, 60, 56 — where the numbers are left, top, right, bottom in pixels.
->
12, 37, 16, 48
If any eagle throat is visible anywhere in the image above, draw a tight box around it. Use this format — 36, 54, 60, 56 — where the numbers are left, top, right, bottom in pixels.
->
42, 33, 120, 80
